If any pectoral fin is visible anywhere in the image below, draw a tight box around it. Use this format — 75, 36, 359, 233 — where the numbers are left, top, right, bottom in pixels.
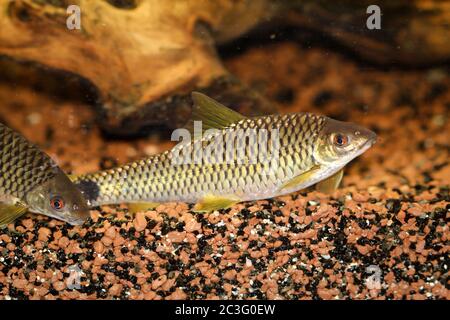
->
193, 195, 239, 212
278, 165, 321, 193
0, 203, 28, 228
316, 169, 344, 193
128, 202, 160, 214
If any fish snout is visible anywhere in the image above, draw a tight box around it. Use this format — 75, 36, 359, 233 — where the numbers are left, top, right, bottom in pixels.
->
367, 129, 377, 146
66, 202, 90, 226
67, 211, 90, 226
356, 126, 377, 147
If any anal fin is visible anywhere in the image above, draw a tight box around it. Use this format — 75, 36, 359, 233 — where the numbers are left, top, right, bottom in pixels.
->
193, 195, 239, 212
128, 202, 160, 214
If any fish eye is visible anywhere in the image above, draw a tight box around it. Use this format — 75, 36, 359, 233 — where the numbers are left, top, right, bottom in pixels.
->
333, 133, 349, 147
50, 196, 65, 211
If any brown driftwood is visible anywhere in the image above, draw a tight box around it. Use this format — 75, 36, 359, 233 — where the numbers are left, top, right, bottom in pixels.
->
0, 0, 279, 134
0, 0, 449, 135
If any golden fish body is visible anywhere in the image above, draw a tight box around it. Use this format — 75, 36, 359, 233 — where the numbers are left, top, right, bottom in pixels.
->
74, 93, 376, 211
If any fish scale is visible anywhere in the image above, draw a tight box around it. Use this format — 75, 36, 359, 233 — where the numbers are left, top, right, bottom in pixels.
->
74, 113, 326, 206
0, 122, 57, 199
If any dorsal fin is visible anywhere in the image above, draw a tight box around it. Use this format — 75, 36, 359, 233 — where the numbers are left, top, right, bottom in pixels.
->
186, 92, 247, 136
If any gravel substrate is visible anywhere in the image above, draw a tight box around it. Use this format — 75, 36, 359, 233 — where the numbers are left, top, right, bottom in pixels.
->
0, 41, 448, 300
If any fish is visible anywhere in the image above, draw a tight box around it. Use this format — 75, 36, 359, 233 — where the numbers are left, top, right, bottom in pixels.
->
72, 92, 377, 212
0, 122, 89, 227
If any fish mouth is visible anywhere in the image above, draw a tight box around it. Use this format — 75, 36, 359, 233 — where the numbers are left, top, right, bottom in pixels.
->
368, 130, 377, 145
364, 136, 377, 149
351, 131, 377, 160
67, 217, 87, 226
368, 136, 377, 150
69, 208, 91, 226
360, 129, 377, 149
